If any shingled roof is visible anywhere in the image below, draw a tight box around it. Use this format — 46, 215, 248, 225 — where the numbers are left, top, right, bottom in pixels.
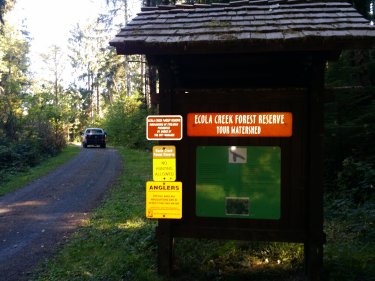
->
110, 0, 375, 55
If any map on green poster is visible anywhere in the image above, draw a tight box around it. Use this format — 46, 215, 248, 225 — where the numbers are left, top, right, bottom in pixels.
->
196, 146, 281, 220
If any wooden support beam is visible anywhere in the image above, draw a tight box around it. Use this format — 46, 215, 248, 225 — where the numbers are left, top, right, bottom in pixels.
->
304, 59, 326, 281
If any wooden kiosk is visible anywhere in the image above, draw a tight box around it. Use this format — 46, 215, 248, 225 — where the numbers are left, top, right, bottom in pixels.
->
110, 1, 375, 280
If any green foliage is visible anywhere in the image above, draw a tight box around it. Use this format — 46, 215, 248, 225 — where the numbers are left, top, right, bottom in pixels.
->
324, 21, 375, 280
0, 0, 150, 190
101, 95, 151, 149
326, 50, 375, 86
0, 22, 30, 140
68, 20, 127, 115
0, 0, 16, 25
0, 144, 80, 196
324, 199, 375, 281
0, 20, 68, 182
324, 87, 375, 194
336, 157, 375, 203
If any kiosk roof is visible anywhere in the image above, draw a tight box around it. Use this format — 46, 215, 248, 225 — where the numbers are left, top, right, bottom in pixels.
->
110, 0, 375, 54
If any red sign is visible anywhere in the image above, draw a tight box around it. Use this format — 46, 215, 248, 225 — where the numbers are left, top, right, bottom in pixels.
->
147, 115, 183, 140
187, 112, 292, 137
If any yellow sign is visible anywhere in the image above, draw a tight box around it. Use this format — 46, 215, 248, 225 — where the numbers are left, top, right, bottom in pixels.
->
146, 181, 182, 219
153, 146, 176, 181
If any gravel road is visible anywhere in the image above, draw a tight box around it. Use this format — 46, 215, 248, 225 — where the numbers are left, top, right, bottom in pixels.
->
0, 147, 122, 281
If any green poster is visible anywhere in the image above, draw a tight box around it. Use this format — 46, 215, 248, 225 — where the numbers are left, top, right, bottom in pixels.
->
196, 146, 281, 219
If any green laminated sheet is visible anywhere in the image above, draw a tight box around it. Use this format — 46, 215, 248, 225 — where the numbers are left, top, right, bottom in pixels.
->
196, 146, 281, 219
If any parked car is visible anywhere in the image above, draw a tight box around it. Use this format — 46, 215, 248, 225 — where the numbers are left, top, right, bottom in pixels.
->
81, 128, 107, 148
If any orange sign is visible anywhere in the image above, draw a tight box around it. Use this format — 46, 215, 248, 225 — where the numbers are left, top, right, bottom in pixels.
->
147, 115, 183, 140
187, 112, 292, 137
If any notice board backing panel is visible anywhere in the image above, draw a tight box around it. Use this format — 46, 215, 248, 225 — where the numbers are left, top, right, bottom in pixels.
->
196, 146, 281, 220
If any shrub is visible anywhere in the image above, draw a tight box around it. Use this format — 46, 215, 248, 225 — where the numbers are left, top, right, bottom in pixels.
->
336, 157, 375, 204
102, 95, 152, 150
0, 119, 66, 183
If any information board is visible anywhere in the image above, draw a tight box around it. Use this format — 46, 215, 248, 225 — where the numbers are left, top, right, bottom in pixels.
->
146, 181, 182, 219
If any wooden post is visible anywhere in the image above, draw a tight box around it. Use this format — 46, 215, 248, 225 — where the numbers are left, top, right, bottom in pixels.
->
304, 59, 325, 281
156, 221, 173, 275
155, 59, 175, 276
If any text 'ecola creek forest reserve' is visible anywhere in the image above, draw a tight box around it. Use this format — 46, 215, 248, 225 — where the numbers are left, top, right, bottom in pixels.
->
187, 112, 293, 137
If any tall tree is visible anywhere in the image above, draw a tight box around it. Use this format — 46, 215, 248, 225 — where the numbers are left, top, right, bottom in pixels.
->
0, 0, 16, 25
351, 0, 374, 21
103, 0, 134, 95
104, 0, 158, 105
68, 19, 123, 123
0, 23, 30, 140
40, 45, 65, 105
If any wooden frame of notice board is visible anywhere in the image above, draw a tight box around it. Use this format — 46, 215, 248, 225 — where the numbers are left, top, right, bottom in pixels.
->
152, 53, 326, 280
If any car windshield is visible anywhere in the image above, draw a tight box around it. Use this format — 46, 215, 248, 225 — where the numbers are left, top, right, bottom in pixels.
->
86, 129, 103, 134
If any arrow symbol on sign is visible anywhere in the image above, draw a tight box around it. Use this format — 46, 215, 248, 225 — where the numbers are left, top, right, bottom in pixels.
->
230, 150, 245, 162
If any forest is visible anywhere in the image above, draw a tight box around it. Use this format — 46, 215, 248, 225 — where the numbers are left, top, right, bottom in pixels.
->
0, 0, 374, 279
0, 0, 152, 183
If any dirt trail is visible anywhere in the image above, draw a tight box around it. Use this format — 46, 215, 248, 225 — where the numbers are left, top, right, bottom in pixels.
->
0, 147, 122, 281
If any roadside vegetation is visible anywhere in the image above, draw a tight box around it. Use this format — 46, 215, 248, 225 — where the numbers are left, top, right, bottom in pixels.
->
323, 59, 375, 280
0, 144, 80, 196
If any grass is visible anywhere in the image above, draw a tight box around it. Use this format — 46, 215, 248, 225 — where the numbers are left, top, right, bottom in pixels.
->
34, 147, 305, 281
173, 239, 304, 281
324, 199, 375, 281
34, 147, 162, 281
0, 144, 81, 197
31, 147, 374, 281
